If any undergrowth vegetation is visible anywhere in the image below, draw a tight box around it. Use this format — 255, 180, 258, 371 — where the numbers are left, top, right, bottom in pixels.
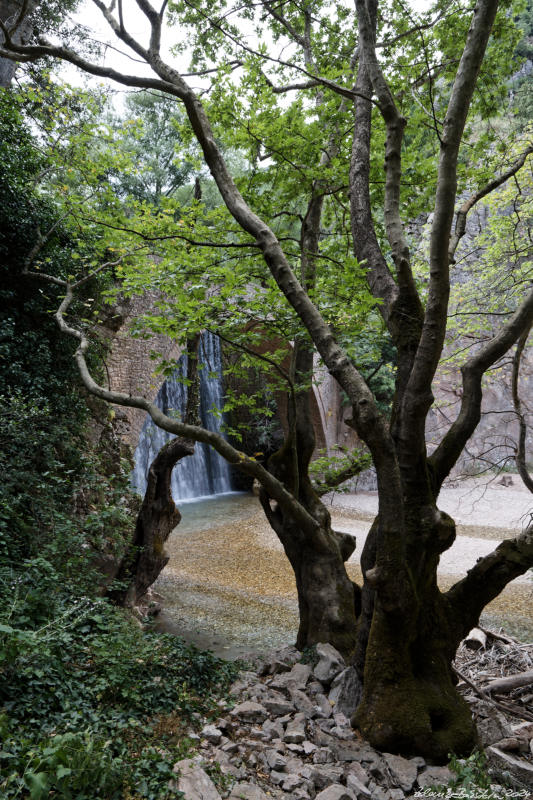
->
0, 89, 238, 799
0, 577, 237, 799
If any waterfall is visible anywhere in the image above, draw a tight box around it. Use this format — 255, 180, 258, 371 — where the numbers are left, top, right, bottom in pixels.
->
131, 332, 234, 501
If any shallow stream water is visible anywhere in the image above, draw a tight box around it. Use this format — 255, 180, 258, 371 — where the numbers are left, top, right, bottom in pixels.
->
153, 492, 533, 658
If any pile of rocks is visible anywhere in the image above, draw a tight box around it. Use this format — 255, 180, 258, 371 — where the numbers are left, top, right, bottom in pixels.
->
171, 644, 455, 800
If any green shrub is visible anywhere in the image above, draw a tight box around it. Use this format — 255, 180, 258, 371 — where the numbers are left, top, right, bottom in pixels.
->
0, 589, 237, 799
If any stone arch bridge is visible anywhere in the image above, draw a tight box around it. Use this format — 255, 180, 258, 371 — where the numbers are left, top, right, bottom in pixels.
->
100, 292, 358, 459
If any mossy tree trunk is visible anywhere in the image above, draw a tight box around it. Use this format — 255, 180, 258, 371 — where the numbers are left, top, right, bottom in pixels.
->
353, 501, 473, 761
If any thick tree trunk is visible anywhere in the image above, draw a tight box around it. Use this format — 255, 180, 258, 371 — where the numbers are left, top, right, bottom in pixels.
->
260, 486, 359, 658
259, 333, 360, 659
352, 499, 479, 762
354, 594, 476, 762
107, 435, 194, 606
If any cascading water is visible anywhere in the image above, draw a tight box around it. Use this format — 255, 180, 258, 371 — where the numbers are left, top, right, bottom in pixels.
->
131, 332, 233, 501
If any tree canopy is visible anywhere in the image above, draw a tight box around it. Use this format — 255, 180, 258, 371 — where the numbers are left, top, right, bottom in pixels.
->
1, 0, 532, 763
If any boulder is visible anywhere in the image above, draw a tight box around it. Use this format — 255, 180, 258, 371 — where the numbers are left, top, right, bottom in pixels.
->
389, 790, 406, 800
282, 713, 307, 744
313, 747, 335, 764
263, 690, 295, 717
282, 773, 304, 791
383, 753, 418, 792
345, 762, 371, 786
171, 758, 221, 800
346, 772, 372, 798
366, 785, 388, 800
201, 724, 223, 745
291, 687, 318, 718
231, 701, 268, 724
310, 764, 345, 790
229, 783, 270, 800
417, 765, 454, 788
269, 769, 286, 785
328, 668, 362, 717
315, 785, 356, 800
284, 719, 306, 744
314, 693, 334, 718
314, 644, 346, 685
477, 712, 513, 746
265, 748, 288, 771
262, 718, 284, 740
270, 662, 312, 691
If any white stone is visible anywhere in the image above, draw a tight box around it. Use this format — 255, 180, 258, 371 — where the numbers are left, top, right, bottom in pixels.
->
282, 773, 304, 791
231, 701, 268, 724
229, 783, 270, 800
383, 752, 418, 792
201, 724, 223, 745
265, 748, 287, 771
313, 644, 346, 685
328, 668, 362, 717
417, 765, 454, 788
171, 758, 221, 800
346, 773, 372, 798
315, 785, 356, 800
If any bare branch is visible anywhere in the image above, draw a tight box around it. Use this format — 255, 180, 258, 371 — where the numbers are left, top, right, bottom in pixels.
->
134, 0, 163, 55
269, 78, 322, 94
429, 287, 533, 490
449, 145, 533, 263
407, 0, 500, 409
0, 37, 185, 95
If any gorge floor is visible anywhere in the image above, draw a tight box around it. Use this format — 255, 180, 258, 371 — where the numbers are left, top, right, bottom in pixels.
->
153, 478, 533, 657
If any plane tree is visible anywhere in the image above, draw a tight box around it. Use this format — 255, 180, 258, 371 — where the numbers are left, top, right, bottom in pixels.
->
2, 0, 533, 761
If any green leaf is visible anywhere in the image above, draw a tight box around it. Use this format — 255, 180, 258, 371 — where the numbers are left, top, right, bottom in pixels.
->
25, 771, 50, 800
0, 624, 14, 634
56, 765, 72, 779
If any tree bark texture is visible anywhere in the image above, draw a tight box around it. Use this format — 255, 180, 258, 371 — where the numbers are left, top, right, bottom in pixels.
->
107, 435, 194, 606
259, 338, 360, 659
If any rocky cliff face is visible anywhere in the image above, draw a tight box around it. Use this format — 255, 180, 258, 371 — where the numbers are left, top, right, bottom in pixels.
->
0, 1, 35, 87
425, 203, 533, 479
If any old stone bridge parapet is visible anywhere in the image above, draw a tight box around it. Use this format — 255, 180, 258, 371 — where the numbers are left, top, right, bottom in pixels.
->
100, 292, 184, 449
99, 291, 356, 458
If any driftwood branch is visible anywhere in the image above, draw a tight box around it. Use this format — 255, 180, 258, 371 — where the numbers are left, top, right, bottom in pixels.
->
485, 671, 533, 695
454, 666, 533, 722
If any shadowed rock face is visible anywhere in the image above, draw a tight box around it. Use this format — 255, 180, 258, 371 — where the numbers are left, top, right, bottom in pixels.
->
0, 1, 35, 87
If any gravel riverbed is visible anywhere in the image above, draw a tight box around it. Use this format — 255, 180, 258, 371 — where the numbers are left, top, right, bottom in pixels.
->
153, 478, 533, 656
